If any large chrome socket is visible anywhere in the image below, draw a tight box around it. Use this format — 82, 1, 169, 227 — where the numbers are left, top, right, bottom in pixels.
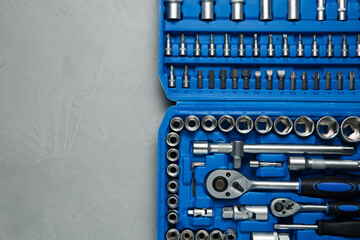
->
316, 116, 339, 140
218, 115, 235, 132
274, 116, 293, 136
255, 115, 273, 134
341, 116, 360, 143
235, 115, 254, 134
294, 116, 315, 137
165, 0, 183, 20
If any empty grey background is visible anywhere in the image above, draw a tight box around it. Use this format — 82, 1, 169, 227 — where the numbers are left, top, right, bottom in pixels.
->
0, 0, 170, 239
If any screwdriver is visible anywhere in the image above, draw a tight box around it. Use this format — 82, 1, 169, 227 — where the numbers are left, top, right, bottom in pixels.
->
274, 221, 360, 238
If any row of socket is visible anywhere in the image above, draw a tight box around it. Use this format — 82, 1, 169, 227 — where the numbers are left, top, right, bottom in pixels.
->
165, 34, 360, 58
166, 228, 238, 240
169, 115, 360, 142
169, 66, 357, 90
165, 0, 350, 21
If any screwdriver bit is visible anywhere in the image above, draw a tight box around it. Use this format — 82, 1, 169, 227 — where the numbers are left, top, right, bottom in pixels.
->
297, 34, 304, 57
267, 34, 275, 57
337, 72, 343, 90
326, 72, 332, 90
179, 34, 187, 57
194, 34, 202, 57
238, 34, 245, 57
326, 34, 334, 58
290, 71, 296, 90
255, 71, 261, 89
209, 34, 216, 57
220, 69, 227, 89
312, 35, 319, 57
349, 71, 355, 90
357, 34, 360, 57
209, 70, 215, 89
267, 70, 273, 90
282, 34, 290, 57
231, 69, 239, 89
278, 70, 285, 90
313, 72, 320, 90
168, 65, 176, 88
302, 72, 308, 90
223, 34, 231, 57
165, 34, 172, 56
183, 65, 190, 88
341, 35, 349, 58
242, 70, 251, 89
197, 70, 203, 89
317, 0, 326, 20
253, 34, 260, 57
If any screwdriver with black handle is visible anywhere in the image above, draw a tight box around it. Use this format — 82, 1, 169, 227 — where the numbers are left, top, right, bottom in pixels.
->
274, 221, 360, 238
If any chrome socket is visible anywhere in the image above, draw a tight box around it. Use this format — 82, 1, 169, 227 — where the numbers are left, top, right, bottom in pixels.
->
317, 0, 326, 20
201, 115, 217, 132
181, 229, 194, 240
185, 115, 201, 132
235, 115, 254, 134
231, 0, 245, 21
167, 179, 179, 193
167, 210, 180, 224
287, 0, 300, 21
255, 115, 273, 134
167, 164, 180, 178
166, 132, 180, 147
316, 116, 339, 140
167, 148, 180, 162
294, 116, 315, 137
210, 230, 223, 240
167, 229, 181, 240
337, 0, 347, 21
260, 0, 273, 21
341, 116, 360, 143
165, 0, 183, 21
167, 194, 179, 209
274, 116, 293, 136
201, 0, 214, 21
218, 115, 235, 132
170, 117, 184, 132
224, 229, 237, 240
195, 230, 209, 240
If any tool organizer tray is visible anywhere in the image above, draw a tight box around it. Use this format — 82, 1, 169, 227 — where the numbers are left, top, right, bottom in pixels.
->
157, 0, 360, 240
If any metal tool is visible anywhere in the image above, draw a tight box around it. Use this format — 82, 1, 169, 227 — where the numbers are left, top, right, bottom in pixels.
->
224, 229, 237, 240
181, 229, 194, 240
288, 156, 360, 170
167, 148, 180, 162
167, 229, 181, 240
341, 116, 360, 143
169, 65, 176, 88
251, 232, 290, 240
167, 179, 179, 193
231, 69, 239, 89
209, 34, 216, 57
220, 69, 227, 89
260, 0, 272, 21
325, 72, 332, 90
238, 34, 245, 57
193, 141, 353, 169
223, 34, 231, 57
255, 71, 261, 89
274, 221, 360, 237
167, 194, 179, 209
253, 34, 260, 57
317, 0, 326, 20
288, 0, 300, 20
167, 164, 180, 178
357, 34, 360, 57
312, 35, 319, 57
165, 0, 182, 21
282, 34, 289, 57
201, 0, 214, 21
290, 71, 296, 90
326, 34, 334, 58
277, 70, 285, 90
195, 230, 209, 240
296, 35, 304, 57
191, 162, 205, 196
222, 205, 268, 220
313, 72, 320, 90
255, 115, 273, 134
185, 115, 200, 132
167, 210, 180, 224
231, 0, 245, 21
267, 70, 273, 90
194, 35, 202, 57
165, 34, 172, 56
206, 169, 360, 199
316, 116, 339, 140
349, 71, 355, 90
267, 34, 275, 57
188, 208, 213, 217
166, 132, 180, 147
210, 230, 223, 240
242, 70, 251, 89
209, 70, 215, 89
302, 72, 308, 90
341, 34, 349, 58
197, 70, 203, 89
274, 116, 293, 135
337, 72, 343, 90
337, 0, 347, 21
201, 115, 217, 132
180, 34, 187, 57
170, 117, 184, 132
218, 115, 235, 132
236, 115, 253, 134
250, 160, 283, 168
183, 65, 190, 88
294, 116, 314, 137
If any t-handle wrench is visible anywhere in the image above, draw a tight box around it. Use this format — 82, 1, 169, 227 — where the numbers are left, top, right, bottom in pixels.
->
270, 198, 360, 218
206, 170, 360, 200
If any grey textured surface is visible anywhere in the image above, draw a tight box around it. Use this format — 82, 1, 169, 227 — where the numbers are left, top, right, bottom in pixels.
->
0, 0, 171, 239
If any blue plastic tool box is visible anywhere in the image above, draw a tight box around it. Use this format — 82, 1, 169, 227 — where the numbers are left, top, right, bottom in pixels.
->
157, 0, 360, 239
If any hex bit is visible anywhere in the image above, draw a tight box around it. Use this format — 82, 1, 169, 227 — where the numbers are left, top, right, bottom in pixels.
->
312, 35, 319, 57
209, 34, 216, 57
349, 71, 355, 90
168, 65, 176, 88
197, 70, 203, 89
297, 34, 304, 57
267, 70, 273, 90
267, 34, 275, 57
255, 71, 261, 89
278, 70, 285, 90
326, 72, 332, 90
223, 34, 231, 57
183, 65, 190, 88
313, 72, 320, 90
220, 69, 227, 89
209, 70, 215, 89
341, 35, 349, 58
194, 34, 202, 57
326, 34, 334, 58
282, 34, 290, 57
231, 69, 239, 89
337, 72, 343, 90
238, 34, 245, 57
179, 34, 187, 56
302, 72, 308, 90
165, 34, 172, 56
253, 34, 260, 57
242, 70, 251, 89
290, 71, 296, 90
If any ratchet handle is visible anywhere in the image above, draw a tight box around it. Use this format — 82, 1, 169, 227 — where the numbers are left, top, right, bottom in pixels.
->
318, 221, 360, 237
328, 202, 360, 218
299, 177, 360, 199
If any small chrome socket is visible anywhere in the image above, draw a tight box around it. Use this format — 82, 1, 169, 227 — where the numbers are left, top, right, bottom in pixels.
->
170, 117, 184, 132
195, 229, 209, 240
181, 229, 195, 240
167, 210, 180, 224
167, 179, 179, 193
255, 115, 273, 134
166, 229, 181, 240
210, 230, 223, 240
294, 116, 315, 137
165, 0, 183, 21
167, 148, 180, 162
167, 194, 179, 209
201, 115, 217, 132
218, 115, 235, 132
167, 164, 180, 178
316, 116, 339, 140
166, 132, 180, 147
185, 115, 201, 132
235, 115, 254, 134
274, 116, 293, 136
224, 228, 237, 240
341, 116, 360, 143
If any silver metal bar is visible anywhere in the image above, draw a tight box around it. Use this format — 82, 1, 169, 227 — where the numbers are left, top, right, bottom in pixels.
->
252, 180, 299, 190
301, 204, 327, 212
274, 224, 318, 230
